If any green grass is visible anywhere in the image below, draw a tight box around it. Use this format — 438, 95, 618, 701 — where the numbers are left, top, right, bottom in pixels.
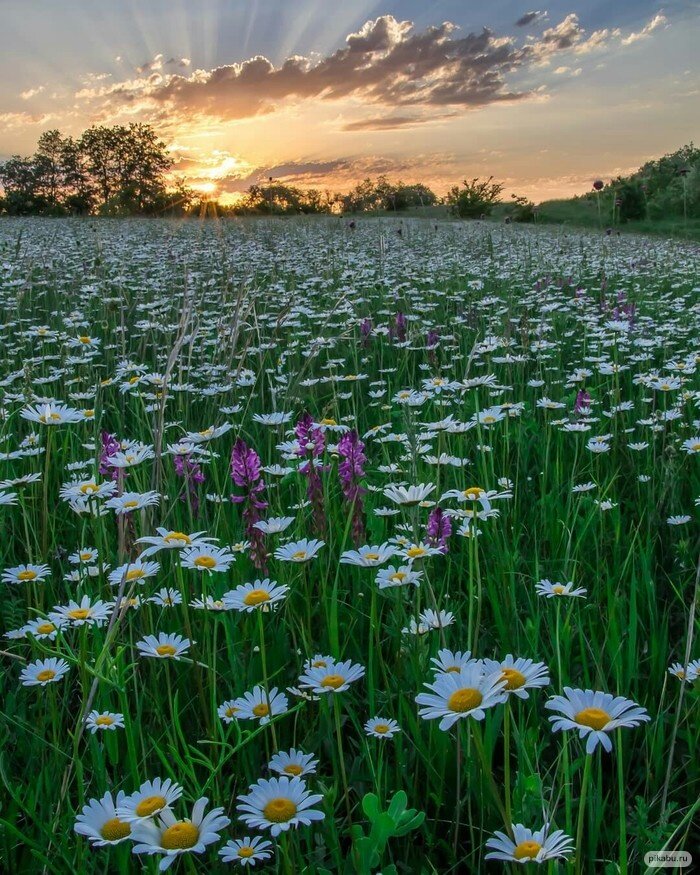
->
0, 216, 698, 874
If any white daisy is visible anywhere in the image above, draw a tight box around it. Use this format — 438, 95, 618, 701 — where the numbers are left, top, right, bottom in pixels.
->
74, 791, 132, 846
376, 564, 423, 589
108, 559, 160, 586
297, 658, 365, 694
236, 776, 325, 837
535, 579, 587, 599
116, 777, 184, 823
223, 579, 289, 612
545, 687, 650, 754
136, 632, 191, 660
274, 538, 325, 563
365, 717, 401, 738
85, 710, 125, 733
219, 835, 274, 866
485, 822, 575, 863
181, 544, 236, 573
340, 543, 397, 567
136, 528, 215, 558
20, 657, 70, 687
481, 655, 550, 699
268, 749, 319, 778
415, 664, 507, 730
230, 686, 289, 725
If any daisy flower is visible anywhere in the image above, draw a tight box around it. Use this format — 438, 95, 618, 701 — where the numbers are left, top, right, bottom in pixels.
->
274, 538, 325, 563
399, 542, 444, 563
136, 528, 215, 558
218, 700, 240, 723
298, 658, 365, 694
376, 564, 422, 589
181, 544, 236, 573
365, 717, 401, 739
668, 661, 700, 683
415, 664, 507, 730
268, 749, 319, 778
253, 516, 295, 534
485, 822, 575, 864
117, 778, 184, 823
131, 796, 230, 871
0, 489, 18, 506
74, 791, 132, 846
340, 543, 397, 567
23, 617, 66, 640
230, 686, 289, 725
50, 595, 112, 627
2, 563, 51, 585
383, 483, 436, 506
108, 559, 160, 586
149, 588, 183, 607
223, 579, 289, 612
136, 632, 191, 660
20, 657, 70, 687
219, 835, 274, 866
535, 579, 587, 599
105, 491, 160, 514
430, 649, 476, 676
21, 401, 83, 425
481, 655, 550, 699
236, 776, 324, 837
545, 687, 651, 754
85, 710, 125, 733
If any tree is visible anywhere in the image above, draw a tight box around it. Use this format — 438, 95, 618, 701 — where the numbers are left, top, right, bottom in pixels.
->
446, 176, 504, 218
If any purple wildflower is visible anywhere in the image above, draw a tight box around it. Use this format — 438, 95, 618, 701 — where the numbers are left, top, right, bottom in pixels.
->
427, 507, 451, 553
174, 453, 205, 517
230, 438, 268, 572
338, 430, 367, 546
99, 431, 121, 481
295, 412, 326, 535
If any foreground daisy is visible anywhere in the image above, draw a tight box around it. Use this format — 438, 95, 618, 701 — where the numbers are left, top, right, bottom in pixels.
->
85, 710, 125, 733
136, 632, 191, 660
117, 778, 183, 823
365, 717, 401, 739
383, 483, 435, 506
376, 564, 422, 589
274, 538, 325, 563
219, 835, 274, 867
482, 655, 550, 699
415, 664, 507, 730
485, 822, 575, 864
20, 657, 70, 687
236, 776, 324, 837
131, 797, 230, 871
340, 544, 396, 567
181, 544, 236, 573
108, 558, 160, 587
74, 791, 132, 846
2, 563, 51, 585
268, 748, 319, 778
298, 658, 365, 694
230, 686, 289, 725
545, 688, 651, 753
136, 528, 215, 558
223, 579, 289, 612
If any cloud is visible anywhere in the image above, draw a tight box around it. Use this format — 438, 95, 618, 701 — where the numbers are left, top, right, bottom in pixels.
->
515, 11, 547, 28
76, 12, 674, 128
20, 85, 45, 100
621, 13, 667, 46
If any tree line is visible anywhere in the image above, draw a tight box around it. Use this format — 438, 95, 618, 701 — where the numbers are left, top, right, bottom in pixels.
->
1, 124, 696, 223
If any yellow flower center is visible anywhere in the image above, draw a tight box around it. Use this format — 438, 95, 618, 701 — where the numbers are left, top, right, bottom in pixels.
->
364, 553, 380, 561
18, 570, 37, 581
135, 795, 167, 817
84, 409, 94, 417
283, 764, 303, 776
445, 665, 462, 673
406, 546, 426, 558
262, 797, 297, 823
463, 487, 484, 500
95, 715, 114, 726
238, 845, 255, 858
691, 442, 700, 452
243, 589, 270, 606
36, 669, 56, 682
123, 500, 139, 509
164, 532, 191, 544
292, 550, 307, 560
575, 707, 610, 731
552, 584, 565, 594
80, 483, 98, 494
312, 660, 327, 668
193, 555, 217, 569
36, 623, 55, 635
514, 840, 543, 860
482, 415, 496, 423
100, 818, 131, 842
79, 552, 93, 561
69, 608, 90, 620
225, 706, 238, 718
321, 674, 346, 690
320, 418, 337, 426
501, 668, 527, 690
160, 821, 200, 850
391, 572, 406, 582
126, 568, 145, 581
156, 644, 177, 657
373, 723, 390, 734
252, 702, 270, 718
79, 336, 91, 343
447, 688, 483, 713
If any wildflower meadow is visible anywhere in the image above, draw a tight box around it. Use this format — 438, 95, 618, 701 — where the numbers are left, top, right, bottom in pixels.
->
0, 216, 698, 873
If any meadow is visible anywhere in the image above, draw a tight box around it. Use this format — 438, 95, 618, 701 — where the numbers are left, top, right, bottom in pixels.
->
0, 216, 698, 873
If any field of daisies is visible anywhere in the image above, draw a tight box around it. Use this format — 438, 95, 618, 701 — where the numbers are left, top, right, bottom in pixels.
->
0, 216, 698, 873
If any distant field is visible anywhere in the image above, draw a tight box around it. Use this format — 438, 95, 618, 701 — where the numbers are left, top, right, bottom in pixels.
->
0, 217, 698, 873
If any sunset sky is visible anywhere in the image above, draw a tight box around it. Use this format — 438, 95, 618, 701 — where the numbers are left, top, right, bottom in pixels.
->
1, 0, 698, 203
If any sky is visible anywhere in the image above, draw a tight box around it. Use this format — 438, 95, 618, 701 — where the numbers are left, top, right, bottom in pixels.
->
1, 0, 698, 203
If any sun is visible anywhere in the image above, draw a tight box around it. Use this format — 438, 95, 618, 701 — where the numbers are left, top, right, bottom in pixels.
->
192, 181, 217, 195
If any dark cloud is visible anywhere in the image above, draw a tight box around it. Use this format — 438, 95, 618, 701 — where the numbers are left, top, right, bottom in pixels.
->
515, 11, 547, 28
342, 114, 454, 132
